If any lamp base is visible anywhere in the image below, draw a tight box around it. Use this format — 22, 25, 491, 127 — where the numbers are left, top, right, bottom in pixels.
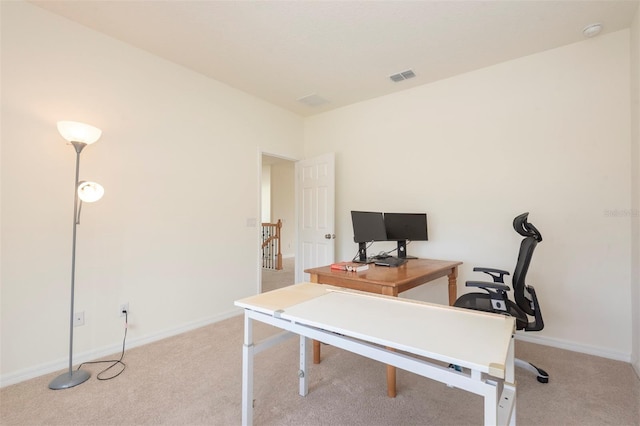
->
48, 369, 90, 390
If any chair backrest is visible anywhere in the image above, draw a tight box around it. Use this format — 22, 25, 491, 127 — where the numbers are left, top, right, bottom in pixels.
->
511, 213, 542, 316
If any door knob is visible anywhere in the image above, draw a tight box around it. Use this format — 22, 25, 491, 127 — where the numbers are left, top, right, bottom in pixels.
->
324, 234, 336, 239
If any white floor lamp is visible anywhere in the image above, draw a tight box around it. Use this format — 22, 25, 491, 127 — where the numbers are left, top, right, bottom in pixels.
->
49, 121, 104, 390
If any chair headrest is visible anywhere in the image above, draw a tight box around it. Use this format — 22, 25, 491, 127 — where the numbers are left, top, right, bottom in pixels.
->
513, 212, 543, 242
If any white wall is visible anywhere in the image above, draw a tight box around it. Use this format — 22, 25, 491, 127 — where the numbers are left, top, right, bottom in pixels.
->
304, 31, 633, 360
0, 1, 303, 385
1, 0, 637, 386
630, 6, 640, 377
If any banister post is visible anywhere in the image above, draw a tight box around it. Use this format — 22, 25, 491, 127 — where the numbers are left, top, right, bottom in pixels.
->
276, 219, 283, 270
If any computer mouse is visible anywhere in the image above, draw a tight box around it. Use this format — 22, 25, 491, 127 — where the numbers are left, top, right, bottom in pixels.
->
377, 251, 390, 258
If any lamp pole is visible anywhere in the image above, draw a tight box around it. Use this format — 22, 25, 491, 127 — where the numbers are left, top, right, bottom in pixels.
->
48, 141, 91, 390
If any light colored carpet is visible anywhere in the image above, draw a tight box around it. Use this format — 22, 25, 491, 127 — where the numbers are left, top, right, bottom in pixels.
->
262, 257, 295, 293
1, 313, 638, 426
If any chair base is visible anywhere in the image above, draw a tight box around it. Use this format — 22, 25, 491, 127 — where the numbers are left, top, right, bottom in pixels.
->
515, 358, 549, 383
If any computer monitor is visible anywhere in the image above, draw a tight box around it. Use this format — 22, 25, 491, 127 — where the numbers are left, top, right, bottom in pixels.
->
384, 213, 428, 258
351, 211, 387, 262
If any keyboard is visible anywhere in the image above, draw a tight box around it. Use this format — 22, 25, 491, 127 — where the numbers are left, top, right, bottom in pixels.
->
374, 257, 407, 267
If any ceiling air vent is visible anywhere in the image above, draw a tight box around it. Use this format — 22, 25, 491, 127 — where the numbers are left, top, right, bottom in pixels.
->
389, 69, 416, 82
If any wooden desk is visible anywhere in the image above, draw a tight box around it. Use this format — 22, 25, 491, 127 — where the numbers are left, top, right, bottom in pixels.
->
304, 258, 462, 397
305, 258, 462, 301
235, 284, 516, 426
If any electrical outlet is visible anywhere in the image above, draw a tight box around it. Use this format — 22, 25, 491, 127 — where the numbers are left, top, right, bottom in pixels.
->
119, 303, 129, 317
73, 311, 85, 327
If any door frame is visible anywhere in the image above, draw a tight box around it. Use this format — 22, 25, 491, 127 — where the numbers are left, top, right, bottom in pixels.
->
258, 149, 298, 293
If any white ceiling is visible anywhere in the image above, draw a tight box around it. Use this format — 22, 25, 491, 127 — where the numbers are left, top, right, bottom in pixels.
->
30, 0, 639, 117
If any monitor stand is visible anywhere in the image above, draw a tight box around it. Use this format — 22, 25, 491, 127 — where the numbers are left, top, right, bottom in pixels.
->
396, 240, 417, 259
354, 242, 375, 263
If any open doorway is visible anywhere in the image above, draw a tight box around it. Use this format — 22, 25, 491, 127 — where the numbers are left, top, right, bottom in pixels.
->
261, 154, 296, 292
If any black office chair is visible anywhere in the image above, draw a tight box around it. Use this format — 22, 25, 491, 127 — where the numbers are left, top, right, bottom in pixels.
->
454, 212, 549, 383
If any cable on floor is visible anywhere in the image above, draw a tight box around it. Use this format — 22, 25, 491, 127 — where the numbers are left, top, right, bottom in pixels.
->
77, 311, 128, 381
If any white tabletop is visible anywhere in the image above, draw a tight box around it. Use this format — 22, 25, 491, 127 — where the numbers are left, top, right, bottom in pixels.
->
236, 283, 515, 378
235, 282, 335, 315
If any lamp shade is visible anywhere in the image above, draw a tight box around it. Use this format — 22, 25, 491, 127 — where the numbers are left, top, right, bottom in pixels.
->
57, 121, 102, 144
78, 181, 104, 202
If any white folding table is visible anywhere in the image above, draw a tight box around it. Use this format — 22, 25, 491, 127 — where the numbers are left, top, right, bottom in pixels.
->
235, 283, 516, 426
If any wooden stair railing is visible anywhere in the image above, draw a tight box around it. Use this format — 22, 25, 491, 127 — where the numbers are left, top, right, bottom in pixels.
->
261, 219, 282, 270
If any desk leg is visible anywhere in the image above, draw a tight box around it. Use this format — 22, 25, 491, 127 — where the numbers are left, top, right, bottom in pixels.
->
505, 335, 517, 426
381, 287, 399, 397
309, 274, 322, 364
483, 336, 516, 426
299, 336, 309, 396
386, 362, 397, 398
447, 266, 459, 306
241, 313, 254, 426
483, 384, 498, 426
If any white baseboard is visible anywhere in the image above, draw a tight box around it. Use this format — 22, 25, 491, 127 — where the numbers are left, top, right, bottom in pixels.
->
515, 332, 631, 362
0, 308, 242, 388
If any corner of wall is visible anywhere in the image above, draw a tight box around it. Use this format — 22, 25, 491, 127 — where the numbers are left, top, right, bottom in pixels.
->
630, 3, 640, 378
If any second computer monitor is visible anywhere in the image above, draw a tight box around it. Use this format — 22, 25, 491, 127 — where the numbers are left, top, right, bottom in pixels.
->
384, 213, 428, 258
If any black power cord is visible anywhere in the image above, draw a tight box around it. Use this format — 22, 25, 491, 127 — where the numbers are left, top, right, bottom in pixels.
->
77, 311, 128, 381
351, 241, 403, 262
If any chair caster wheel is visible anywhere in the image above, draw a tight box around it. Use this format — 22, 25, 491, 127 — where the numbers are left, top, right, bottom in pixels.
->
537, 376, 549, 384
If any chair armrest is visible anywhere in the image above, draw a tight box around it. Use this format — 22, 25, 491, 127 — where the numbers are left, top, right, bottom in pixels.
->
473, 267, 510, 283
466, 281, 510, 292
465, 281, 511, 313
524, 285, 544, 331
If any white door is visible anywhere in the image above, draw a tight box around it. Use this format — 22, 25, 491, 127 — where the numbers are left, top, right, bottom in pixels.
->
295, 153, 335, 283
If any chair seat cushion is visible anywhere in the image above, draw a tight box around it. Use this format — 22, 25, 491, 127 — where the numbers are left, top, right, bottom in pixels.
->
454, 292, 528, 330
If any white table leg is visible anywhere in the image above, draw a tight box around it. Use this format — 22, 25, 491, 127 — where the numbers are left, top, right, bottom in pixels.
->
505, 335, 515, 383
483, 382, 498, 426
299, 336, 309, 396
496, 336, 517, 426
242, 313, 254, 426
503, 383, 517, 426
506, 335, 517, 426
